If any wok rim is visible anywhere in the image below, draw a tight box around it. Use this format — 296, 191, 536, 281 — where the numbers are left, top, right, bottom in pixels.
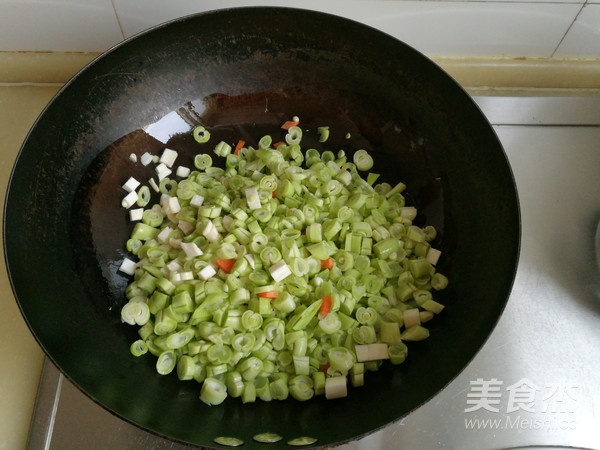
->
3, 6, 521, 449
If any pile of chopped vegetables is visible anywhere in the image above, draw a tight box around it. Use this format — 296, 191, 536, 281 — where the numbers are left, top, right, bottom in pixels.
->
118, 118, 448, 405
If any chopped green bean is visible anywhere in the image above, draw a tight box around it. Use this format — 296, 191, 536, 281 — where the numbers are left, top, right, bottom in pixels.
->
130, 339, 148, 356
353, 149, 374, 171
119, 119, 449, 407
194, 153, 212, 170
193, 125, 211, 144
200, 377, 228, 405
254, 432, 283, 444
317, 126, 330, 142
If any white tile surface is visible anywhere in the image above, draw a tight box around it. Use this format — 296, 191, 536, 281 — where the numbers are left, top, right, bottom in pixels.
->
0, 0, 123, 51
113, 0, 581, 57
554, 4, 600, 57
361, 2, 580, 56
0, 0, 590, 57
112, 0, 375, 37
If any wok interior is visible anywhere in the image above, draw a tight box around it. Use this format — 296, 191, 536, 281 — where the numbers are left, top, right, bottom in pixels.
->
5, 7, 519, 448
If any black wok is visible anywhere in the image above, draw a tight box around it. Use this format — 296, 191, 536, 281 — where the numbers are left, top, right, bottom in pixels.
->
4, 7, 519, 449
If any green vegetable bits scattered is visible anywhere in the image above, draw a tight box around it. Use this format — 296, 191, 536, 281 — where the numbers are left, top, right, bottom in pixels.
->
118, 118, 449, 406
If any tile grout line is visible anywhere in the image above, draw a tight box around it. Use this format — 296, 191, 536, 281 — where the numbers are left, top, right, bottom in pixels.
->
551, 2, 586, 57
110, 0, 126, 41
0, 82, 63, 87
